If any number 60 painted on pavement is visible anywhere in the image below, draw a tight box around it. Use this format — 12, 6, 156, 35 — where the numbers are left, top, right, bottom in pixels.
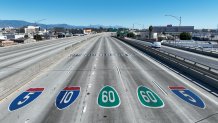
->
98, 85, 121, 108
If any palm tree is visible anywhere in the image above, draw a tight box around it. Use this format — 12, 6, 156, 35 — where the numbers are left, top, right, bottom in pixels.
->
149, 25, 153, 39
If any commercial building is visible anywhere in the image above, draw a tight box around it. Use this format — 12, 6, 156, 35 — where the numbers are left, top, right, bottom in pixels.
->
25, 26, 40, 34
152, 25, 194, 34
83, 29, 92, 35
0, 40, 15, 47
133, 24, 194, 40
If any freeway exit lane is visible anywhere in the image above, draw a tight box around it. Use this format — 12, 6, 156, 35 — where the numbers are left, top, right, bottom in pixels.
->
0, 34, 217, 123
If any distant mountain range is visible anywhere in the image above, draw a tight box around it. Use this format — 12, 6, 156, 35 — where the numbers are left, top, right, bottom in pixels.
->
0, 20, 123, 29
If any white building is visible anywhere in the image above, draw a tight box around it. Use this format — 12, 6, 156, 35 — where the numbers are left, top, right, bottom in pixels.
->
25, 26, 40, 34
0, 35, 7, 40
83, 29, 92, 35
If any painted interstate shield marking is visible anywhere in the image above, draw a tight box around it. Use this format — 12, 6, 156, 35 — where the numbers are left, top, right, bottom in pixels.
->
137, 86, 164, 108
56, 86, 80, 110
169, 86, 205, 109
9, 88, 44, 111
98, 85, 121, 108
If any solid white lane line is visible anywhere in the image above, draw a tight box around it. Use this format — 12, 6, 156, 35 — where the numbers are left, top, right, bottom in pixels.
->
121, 39, 218, 105
83, 105, 87, 113
108, 37, 137, 122
152, 81, 168, 95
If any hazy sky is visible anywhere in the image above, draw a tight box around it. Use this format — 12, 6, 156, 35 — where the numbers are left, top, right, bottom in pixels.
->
0, 0, 218, 29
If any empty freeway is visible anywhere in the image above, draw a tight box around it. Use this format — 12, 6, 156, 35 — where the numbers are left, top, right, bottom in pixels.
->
0, 34, 218, 123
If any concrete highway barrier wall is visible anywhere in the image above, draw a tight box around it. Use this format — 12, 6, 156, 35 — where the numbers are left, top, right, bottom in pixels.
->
162, 43, 218, 58
116, 37, 218, 90
0, 36, 98, 100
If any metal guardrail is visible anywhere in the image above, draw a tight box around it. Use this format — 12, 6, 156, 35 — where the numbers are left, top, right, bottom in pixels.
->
162, 43, 218, 58
116, 37, 218, 89
155, 48, 218, 74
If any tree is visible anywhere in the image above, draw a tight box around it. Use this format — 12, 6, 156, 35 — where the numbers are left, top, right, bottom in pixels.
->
34, 34, 42, 41
149, 25, 153, 39
180, 32, 191, 40
24, 35, 29, 39
127, 32, 135, 38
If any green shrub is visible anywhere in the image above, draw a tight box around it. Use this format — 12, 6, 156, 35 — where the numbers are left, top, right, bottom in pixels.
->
180, 32, 191, 40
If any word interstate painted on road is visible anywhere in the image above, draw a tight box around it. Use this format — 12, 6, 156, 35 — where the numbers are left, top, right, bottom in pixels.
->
98, 85, 121, 108
9, 88, 44, 111
169, 86, 205, 109
137, 86, 164, 108
56, 86, 80, 110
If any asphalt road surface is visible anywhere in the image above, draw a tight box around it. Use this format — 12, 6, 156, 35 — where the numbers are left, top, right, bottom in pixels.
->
160, 45, 218, 69
0, 35, 97, 98
126, 38, 218, 70
0, 36, 94, 81
0, 34, 218, 123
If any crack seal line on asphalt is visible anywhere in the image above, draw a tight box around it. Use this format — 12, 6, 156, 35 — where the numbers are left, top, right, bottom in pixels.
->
107, 37, 137, 122
116, 66, 137, 123
194, 112, 218, 123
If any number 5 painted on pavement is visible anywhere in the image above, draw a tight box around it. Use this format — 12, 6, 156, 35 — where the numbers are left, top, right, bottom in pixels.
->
180, 90, 196, 103
9, 88, 44, 111
17, 92, 34, 105
169, 86, 205, 109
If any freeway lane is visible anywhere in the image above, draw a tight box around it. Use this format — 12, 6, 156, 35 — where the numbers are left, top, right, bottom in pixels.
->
0, 35, 218, 123
0, 34, 98, 98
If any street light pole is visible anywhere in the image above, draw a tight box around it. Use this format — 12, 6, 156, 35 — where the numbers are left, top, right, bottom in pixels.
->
165, 14, 182, 42
165, 15, 182, 26
34, 19, 46, 26
32, 19, 46, 40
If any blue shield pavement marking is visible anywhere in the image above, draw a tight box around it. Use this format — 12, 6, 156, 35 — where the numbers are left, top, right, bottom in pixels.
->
56, 86, 80, 110
169, 86, 205, 109
9, 88, 44, 111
